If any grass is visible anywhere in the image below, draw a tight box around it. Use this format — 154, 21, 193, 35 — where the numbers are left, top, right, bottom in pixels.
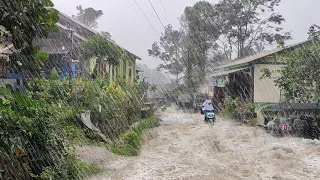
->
30, 155, 104, 180
108, 116, 159, 156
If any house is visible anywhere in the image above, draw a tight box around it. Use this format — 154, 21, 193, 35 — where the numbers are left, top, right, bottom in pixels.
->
0, 38, 23, 90
33, 11, 141, 82
211, 40, 312, 124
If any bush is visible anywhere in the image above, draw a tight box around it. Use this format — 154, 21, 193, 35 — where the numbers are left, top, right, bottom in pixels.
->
31, 155, 103, 180
0, 87, 79, 179
220, 97, 239, 118
109, 116, 159, 156
133, 116, 159, 134
220, 97, 257, 125
0, 76, 147, 178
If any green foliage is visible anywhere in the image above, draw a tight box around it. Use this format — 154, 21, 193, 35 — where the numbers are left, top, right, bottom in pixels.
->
109, 116, 159, 156
148, 25, 185, 81
1, 74, 146, 178
220, 97, 240, 118
0, 0, 59, 75
267, 42, 320, 102
79, 34, 121, 66
31, 155, 102, 180
133, 116, 159, 134
49, 68, 59, 80
149, 0, 290, 88
0, 0, 59, 48
79, 34, 124, 77
182, 1, 218, 82
220, 97, 258, 125
0, 86, 75, 179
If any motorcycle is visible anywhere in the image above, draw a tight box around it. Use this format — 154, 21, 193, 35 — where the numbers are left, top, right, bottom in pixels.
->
202, 106, 215, 125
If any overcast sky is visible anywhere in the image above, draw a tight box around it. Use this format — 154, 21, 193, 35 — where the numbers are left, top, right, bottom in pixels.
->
52, 0, 320, 69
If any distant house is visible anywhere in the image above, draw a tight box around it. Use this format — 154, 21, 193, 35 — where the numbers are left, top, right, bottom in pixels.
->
211, 40, 312, 124
33, 11, 141, 82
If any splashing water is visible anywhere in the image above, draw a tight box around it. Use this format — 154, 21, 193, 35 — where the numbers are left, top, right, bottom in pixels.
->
79, 106, 320, 180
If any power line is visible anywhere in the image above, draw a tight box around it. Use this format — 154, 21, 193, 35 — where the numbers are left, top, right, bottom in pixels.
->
159, 0, 169, 17
149, 0, 165, 29
133, 0, 160, 37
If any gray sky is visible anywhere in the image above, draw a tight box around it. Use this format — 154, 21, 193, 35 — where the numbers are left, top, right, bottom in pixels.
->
52, 0, 320, 69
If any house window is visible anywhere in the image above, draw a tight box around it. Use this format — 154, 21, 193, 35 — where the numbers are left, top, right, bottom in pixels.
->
128, 68, 132, 83
123, 60, 126, 79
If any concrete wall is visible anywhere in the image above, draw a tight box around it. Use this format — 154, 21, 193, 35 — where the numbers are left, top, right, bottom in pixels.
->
254, 64, 285, 125
0, 79, 16, 89
254, 64, 284, 103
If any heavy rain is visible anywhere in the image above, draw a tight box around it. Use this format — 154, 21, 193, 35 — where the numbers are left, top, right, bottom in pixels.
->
0, 0, 320, 180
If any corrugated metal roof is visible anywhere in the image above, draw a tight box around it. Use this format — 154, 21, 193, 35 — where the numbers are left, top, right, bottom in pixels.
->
218, 40, 312, 69
33, 38, 70, 54
212, 67, 250, 77
219, 49, 281, 68
58, 11, 142, 60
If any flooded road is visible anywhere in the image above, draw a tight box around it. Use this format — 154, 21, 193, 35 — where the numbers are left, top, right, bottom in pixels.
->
80, 107, 320, 180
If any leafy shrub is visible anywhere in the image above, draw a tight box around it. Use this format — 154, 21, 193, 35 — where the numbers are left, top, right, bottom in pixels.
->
1, 75, 147, 178
133, 116, 159, 134
31, 155, 102, 180
49, 68, 59, 80
220, 97, 257, 125
0, 87, 74, 179
110, 116, 159, 156
220, 97, 239, 118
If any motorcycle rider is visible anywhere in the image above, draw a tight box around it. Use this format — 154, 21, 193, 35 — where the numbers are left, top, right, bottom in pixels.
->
202, 96, 214, 122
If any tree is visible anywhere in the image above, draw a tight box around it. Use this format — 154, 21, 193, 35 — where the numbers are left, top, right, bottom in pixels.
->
260, 41, 320, 103
0, 0, 59, 77
79, 34, 122, 77
181, 1, 221, 84
273, 42, 320, 102
72, 5, 103, 28
101, 31, 114, 42
213, 0, 291, 59
148, 25, 186, 82
308, 24, 320, 41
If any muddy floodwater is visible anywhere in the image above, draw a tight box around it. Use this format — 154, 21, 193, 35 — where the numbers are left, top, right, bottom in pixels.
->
79, 107, 320, 180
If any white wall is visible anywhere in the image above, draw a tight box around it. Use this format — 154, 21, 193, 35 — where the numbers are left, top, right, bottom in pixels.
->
254, 64, 285, 103
0, 79, 16, 88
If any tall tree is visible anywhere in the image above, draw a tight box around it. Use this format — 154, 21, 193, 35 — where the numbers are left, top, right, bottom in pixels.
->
181, 1, 221, 84
79, 34, 122, 77
214, 0, 291, 59
308, 24, 320, 41
72, 5, 103, 28
148, 24, 185, 82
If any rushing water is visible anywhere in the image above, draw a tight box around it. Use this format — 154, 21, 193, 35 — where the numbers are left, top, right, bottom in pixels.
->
80, 107, 320, 180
